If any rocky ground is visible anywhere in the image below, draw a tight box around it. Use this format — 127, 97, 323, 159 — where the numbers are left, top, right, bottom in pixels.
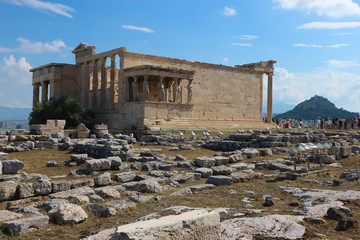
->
0, 128, 359, 239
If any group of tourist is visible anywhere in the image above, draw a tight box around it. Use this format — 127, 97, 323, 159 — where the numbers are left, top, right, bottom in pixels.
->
273, 116, 360, 130
315, 116, 360, 130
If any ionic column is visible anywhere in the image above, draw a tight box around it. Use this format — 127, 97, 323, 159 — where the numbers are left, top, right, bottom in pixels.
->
41, 81, 48, 102
101, 57, 107, 109
92, 59, 99, 110
32, 84, 40, 108
158, 77, 165, 102
84, 62, 90, 109
110, 54, 116, 110
143, 75, 149, 101
266, 73, 273, 123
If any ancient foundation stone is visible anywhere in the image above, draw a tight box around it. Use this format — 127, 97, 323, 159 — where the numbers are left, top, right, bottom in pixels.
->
111, 210, 220, 240
2, 216, 49, 235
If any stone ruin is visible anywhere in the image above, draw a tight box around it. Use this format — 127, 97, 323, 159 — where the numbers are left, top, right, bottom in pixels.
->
0, 128, 359, 238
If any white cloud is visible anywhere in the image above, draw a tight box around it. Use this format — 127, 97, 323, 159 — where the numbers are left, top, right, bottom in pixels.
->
121, 25, 154, 33
222, 57, 229, 64
222, 7, 236, 16
298, 22, 360, 29
3, 100, 30, 108
0, 55, 32, 85
236, 35, 258, 40
293, 43, 348, 48
335, 32, 354, 36
327, 59, 358, 68
273, 0, 360, 18
0, 38, 69, 54
4, 0, 75, 18
271, 67, 360, 112
232, 43, 252, 47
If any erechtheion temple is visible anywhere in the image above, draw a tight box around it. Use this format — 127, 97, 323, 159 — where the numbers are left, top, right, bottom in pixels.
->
31, 43, 276, 131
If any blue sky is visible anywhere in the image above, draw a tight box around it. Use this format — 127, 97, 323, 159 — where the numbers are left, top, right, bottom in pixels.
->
1, 0, 360, 113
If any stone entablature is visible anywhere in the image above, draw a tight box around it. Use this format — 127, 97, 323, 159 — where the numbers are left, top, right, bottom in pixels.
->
31, 42, 276, 130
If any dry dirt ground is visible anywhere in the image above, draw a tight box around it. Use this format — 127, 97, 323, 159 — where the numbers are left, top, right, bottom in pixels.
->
0, 139, 359, 240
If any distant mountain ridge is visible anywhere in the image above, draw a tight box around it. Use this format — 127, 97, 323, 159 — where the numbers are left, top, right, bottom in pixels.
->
0, 106, 31, 120
275, 95, 357, 120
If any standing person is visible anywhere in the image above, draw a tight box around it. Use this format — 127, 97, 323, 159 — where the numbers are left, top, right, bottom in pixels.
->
344, 119, 348, 130
358, 115, 360, 129
299, 118, 303, 128
316, 117, 321, 128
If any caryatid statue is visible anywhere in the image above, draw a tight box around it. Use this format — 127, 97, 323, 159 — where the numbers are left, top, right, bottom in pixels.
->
158, 77, 165, 102
187, 80, 193, 104
132, 77, 139, 102
173, 78, 179, 103
143, 76, 149, 101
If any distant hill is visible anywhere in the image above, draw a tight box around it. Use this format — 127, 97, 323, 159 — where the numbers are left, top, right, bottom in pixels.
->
275, 95, 357, 120
0, 106, 31, 120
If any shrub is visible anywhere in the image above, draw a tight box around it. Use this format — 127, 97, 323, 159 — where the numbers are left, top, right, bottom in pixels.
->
29, 96, 93, 129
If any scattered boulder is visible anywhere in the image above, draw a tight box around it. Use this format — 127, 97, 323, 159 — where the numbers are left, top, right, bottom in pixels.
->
2, 160, 24, 174
49, 186, 95, 199
2, 216, 49, 235
212, 165, 233, 176
46, 160, 58, 167
104, 200, 136, 210
114, 171, 136, 183
194, 168, 213, 178
97, 188, 121, 199
84, 159, 112, 173
94, 172, 113, 186
0, 181, 17, 201
48, 203, 88, 225
18, 183, 34, 199
206, 176, 233, 186
0, 210, 23, 222
52, 180, 71, 193
124, 180, 162, 193
86, 203, 117, 217
263, 196, 275, 207
195, 157, 216, 168
34, 179, 52, 196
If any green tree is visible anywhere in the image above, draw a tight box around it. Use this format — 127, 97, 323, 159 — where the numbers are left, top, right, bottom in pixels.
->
29, 96, 93, 129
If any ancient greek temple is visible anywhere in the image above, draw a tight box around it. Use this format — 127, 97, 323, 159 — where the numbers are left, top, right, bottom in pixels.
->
31, 43, 275, 130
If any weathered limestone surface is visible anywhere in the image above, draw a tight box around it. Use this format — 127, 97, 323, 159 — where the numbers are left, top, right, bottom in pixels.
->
0, 181, 17, 201
84, 159, 112, 172
48, 203, 88, 225
221, 215, 305, 240
0, 210, 23, 222
49, 186, 95, 199
2, 216, 49, 235
111, 210, 220, 240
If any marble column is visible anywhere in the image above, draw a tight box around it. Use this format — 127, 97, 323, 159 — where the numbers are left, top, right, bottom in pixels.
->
32, 84, 39, 108
92, 59, 99, 110
41, 81, 48, 102
84, 62, 90, 109
101, 57, 107, 109
110, 54, 116, 110
266, 73, 273, 123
